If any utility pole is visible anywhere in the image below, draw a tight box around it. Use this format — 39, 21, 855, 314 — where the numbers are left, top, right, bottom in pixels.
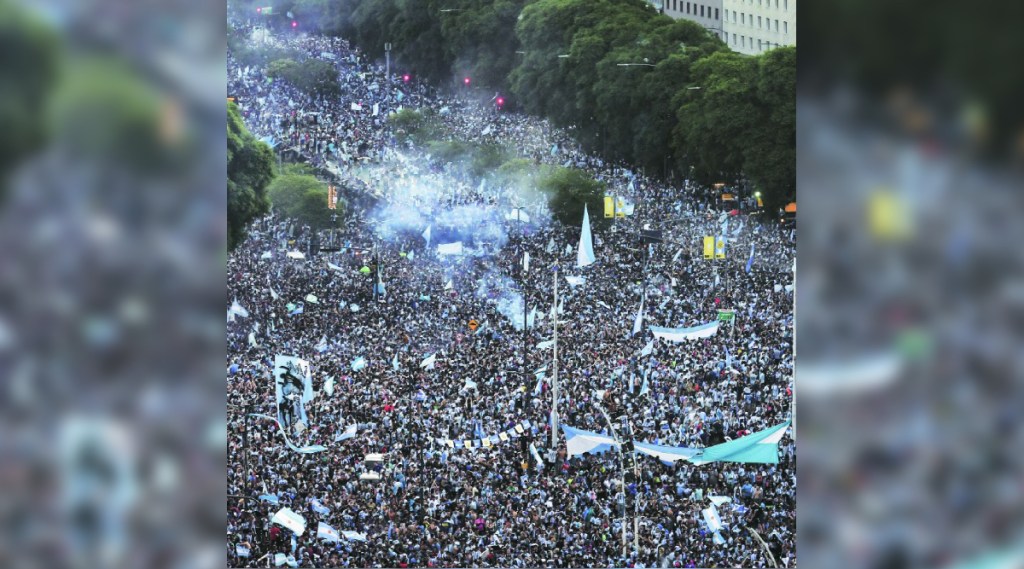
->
384, 43, 392, 78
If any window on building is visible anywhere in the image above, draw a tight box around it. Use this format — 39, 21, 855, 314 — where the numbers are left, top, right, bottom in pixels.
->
775, 19, 779, 31
758, 16, 762, 28
715, 8, 719, 20
783, 20, 788, 34
783, 0, 788, 10
741, 13, 744, 24
700, 5, 704, 17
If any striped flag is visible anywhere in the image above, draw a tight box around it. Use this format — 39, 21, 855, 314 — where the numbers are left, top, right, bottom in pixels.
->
317, 521, 341, 542
745, 242, 755, 273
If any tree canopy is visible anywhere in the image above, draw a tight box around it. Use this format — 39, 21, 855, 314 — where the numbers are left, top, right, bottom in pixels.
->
228, 101, 275, 250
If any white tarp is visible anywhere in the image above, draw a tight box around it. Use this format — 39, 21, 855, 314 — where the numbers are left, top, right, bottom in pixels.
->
286, 251, 305, 260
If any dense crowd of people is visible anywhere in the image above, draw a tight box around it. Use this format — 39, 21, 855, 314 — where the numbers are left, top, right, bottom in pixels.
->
227, 21, 795, 569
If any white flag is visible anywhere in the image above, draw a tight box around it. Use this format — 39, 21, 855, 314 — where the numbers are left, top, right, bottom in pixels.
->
577, 204, 596, 267
392, 353, 400, 371
372, 103, 379, 116
422, 225, 432, 247
270, 288, 279, 300
523, 251, 530, 273
324, 376, 335, 396
546, 237, 555, 253
420, 353, 437, 370
631, 296, 645, 336
444, 279, 453, 291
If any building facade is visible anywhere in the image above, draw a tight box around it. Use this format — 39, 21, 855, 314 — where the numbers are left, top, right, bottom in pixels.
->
721, 0, 795, 55
660, 0, 725, 42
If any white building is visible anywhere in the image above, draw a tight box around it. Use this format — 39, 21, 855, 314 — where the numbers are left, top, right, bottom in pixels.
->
660, 0, 726, 42
721, 0, 795, 55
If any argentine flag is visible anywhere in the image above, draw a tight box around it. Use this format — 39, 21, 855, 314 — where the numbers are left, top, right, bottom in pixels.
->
745, 242, 755, 273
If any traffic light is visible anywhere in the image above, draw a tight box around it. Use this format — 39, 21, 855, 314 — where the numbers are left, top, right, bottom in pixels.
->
496, 96, 505, 108
463, 77, 471, 86
403, 74, 410, 83
291, 20, 297, 28
256, 7, 261, 13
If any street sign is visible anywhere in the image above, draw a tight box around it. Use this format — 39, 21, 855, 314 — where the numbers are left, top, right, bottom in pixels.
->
717, 310, 735, 322
468, 319, 479, 331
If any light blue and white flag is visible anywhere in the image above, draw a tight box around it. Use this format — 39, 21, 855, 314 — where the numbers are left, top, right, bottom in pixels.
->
533, 372, 544, 396
724, 346, 732, 368
229, 299, 250, 318
422, 225, 431, 247
315, 336, 328, 353
236, 544, 250, 557
631, 295, 645, 337
420, 353, 436, 370
529, 442, 544, 470
407, 249, 415, 261
639, 370, 650, 397
335, 423, 358, 442
392, 354, 400, 371
351, 356, 367, 371
342, 531, 368, 542
564, 275, 586, 287
270, 507, 306, 536
577, 204, 596, 267
745, 242, 755, 273
324, 376, 335, 396
259, 493, 279, 504
702, 504, 724, 533
536, 339, 554, 350
649, 321, 720, 342
640, 339, 654, 357
317, 521, 341, 542
310, 498, 331, 516
474, 420, 486, 440
275, 553, 287, 567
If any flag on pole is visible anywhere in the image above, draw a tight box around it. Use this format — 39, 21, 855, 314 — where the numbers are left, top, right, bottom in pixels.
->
523, 251, 530, 273
422, 225, 432, 247
310, 498, 331, 516
745, 242, 755, 273
529, 442, 544, 470
577, 204, 596, 267
420, 353, 437, 370
546, 237, 555, 253
392, 353, 400, 370
631, 295, 645, 337
324, 376, 335, 396
639, 369, 650, 396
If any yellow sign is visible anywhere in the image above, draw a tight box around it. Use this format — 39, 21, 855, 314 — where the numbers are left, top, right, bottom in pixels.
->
703, 236, 715, 259
604, 196, 614, 218
715, 237, 726, 259
868, 190, 910, 241
616, 197, 626, 218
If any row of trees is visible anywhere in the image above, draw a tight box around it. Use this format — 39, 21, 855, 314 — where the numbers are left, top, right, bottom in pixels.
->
234, 0, 794, 209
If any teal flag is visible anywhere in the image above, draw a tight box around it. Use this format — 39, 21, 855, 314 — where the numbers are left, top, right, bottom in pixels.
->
695, 420, 790, 464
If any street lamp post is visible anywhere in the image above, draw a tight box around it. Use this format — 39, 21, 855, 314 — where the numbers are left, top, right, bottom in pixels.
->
384, 42, 392, 78
591, 400, 629, 558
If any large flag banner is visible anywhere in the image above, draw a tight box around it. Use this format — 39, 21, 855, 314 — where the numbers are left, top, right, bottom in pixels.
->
420, 353, 437, 369
229, 299, 249, 318
717, 310, 736, 322
745, 242, 755, 273
273, 355, 313, 426
604, 196, 614, 218
703, 236, 715, 259
271, 507, 307, 536
342, 531, 368, 542
422, 225, 431, 247
437, 242, 464, 256
715, 237, 726, 259
649, 321, 720, 342
577, 204, 596, 267
693, 420, 791, 464
335, 423, 358, 442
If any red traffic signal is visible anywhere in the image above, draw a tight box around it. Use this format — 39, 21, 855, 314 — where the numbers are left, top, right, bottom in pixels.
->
291, 20, 297, 28
256, 7, 262, 13
464, 77, 471, 86
403, 74, 411, 83
496, 97, 505, 107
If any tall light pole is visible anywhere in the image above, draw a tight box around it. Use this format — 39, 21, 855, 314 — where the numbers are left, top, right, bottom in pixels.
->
591, 399, 629, 558
384, 42, 392, 78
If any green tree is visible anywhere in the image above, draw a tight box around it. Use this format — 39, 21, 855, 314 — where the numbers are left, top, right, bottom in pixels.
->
228, 101, 275, 250
539, 167, 607, 229
266, 172, 339, 228
743, 46, 795, 210
266, 58, 340, 98
0, 0, 58, 198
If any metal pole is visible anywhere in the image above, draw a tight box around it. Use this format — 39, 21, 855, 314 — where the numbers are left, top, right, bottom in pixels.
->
550, 267, 559, 456
385, 43, 391, 77
523, 250, 529, 410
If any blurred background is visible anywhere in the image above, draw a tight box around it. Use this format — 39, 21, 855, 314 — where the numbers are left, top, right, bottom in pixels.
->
1, 0, 1023, 568
0, 0, 226, 568
797, 1, 1024, 568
